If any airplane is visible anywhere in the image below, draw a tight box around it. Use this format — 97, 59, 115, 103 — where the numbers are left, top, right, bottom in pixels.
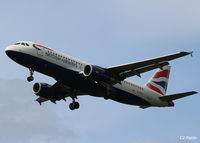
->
5, 41, 197, 110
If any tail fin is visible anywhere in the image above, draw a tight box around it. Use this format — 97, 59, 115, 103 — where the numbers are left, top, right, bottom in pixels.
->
146, 65, 170, 95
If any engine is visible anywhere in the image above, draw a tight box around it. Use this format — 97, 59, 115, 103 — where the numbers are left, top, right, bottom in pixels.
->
33, 82, 59, 99
83, 65, 113, 83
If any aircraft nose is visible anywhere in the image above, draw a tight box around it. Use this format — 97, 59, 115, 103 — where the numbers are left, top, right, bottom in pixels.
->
5, 44, 29, 67
5, 45, 20, 60
5, 45, 16, 52
5, 45, 15, 58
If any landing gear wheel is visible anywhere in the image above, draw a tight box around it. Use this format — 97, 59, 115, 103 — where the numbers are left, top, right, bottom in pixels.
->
69, 102, 80, 110
69, 103, 75, 110
27, 68, 34, 82
69, 92, 80, 110
74, 102, 80, 109
27, 76, 34, 82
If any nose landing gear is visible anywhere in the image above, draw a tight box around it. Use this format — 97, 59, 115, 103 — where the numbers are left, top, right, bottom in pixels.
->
27, 68, 34, 82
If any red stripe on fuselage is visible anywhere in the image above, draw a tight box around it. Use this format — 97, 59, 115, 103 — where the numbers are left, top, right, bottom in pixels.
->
146, 83, 164, 95
34, 44, 54, 51
153, 70, 170, 79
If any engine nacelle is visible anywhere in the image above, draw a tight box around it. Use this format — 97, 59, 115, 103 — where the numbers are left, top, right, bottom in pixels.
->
83, 65, 113, 83
33, 82, 58, 99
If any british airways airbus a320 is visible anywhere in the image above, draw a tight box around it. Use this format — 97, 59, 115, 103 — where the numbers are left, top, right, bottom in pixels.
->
5, 41, 197, 110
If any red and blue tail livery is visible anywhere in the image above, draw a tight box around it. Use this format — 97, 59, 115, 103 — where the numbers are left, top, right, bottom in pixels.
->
5, 41, 197, 110
146, 65, 170, 95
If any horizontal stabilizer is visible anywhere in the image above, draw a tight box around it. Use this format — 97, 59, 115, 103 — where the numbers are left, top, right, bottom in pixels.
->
159, 91, 197, 101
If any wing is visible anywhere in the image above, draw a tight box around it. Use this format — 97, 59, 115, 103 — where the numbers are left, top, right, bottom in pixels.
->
106, 51, 192, 80
52, 82, 85, 96
36, 81, 85, 105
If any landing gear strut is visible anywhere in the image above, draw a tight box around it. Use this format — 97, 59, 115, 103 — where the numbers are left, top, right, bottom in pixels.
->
69, 96, 80, 110
27, 68, 34, 82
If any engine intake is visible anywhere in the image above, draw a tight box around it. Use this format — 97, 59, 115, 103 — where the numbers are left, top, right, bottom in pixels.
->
84, 65, 92, 76
83, 65, 113, 83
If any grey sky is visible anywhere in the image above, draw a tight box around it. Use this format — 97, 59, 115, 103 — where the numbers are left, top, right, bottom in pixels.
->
0, 0, 199, 143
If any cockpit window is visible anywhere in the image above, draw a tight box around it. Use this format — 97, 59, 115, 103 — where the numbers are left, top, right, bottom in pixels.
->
14, 42, 29, 46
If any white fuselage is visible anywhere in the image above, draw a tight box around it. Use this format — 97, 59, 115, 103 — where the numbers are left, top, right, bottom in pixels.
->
5, 41, 170, 107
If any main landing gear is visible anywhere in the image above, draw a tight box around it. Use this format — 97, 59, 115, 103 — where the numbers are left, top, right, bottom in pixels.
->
69, 101, 80, 110
69, 96, 80, 110
27, 68, 34, 82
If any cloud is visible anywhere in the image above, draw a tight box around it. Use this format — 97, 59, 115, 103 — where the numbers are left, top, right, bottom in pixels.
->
0, 1, 199, 143
0, 79, 78, 143
0, 79, 130, 143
